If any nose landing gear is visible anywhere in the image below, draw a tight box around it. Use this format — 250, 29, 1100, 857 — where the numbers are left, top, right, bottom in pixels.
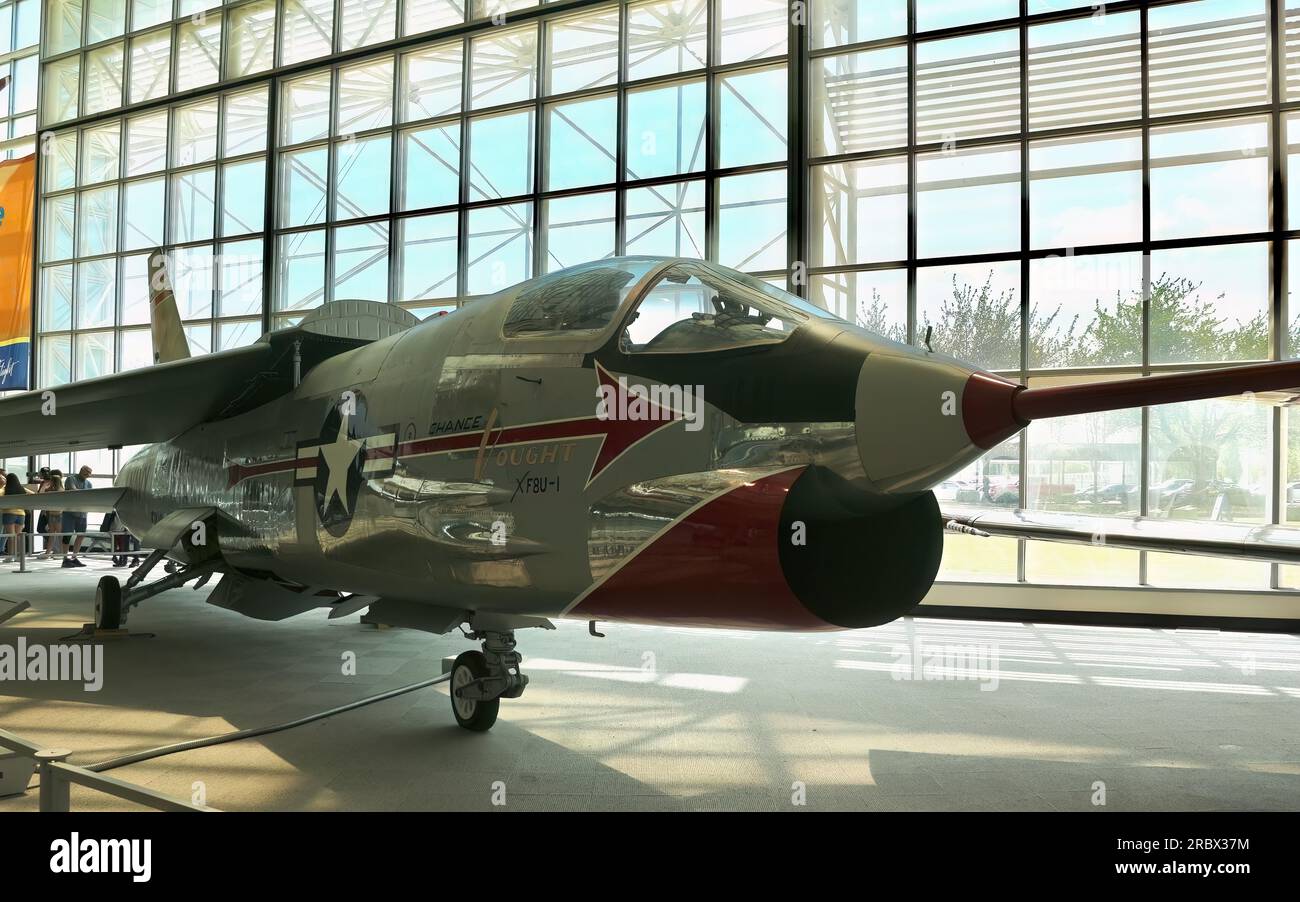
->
449, 631, 528, 732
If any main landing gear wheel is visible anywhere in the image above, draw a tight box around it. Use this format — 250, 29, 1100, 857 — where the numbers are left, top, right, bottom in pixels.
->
450, 651, 500, 732
94, 576, 124, 631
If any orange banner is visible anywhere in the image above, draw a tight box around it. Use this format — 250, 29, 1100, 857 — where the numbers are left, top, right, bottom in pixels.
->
0, 153, 35, 389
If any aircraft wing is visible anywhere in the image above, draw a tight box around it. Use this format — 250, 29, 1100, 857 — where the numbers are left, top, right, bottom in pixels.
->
0, 343, 277, 456
942, 505, 1300, 564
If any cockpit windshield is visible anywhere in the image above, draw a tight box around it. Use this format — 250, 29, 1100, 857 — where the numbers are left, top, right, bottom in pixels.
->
619, 262, 827, 354
502, 260, 657, 338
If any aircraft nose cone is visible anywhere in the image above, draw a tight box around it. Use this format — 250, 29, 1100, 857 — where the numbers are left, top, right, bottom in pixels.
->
853, 346, 1018, 496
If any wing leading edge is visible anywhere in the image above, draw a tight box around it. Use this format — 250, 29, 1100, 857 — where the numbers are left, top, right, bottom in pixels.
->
0, 343, 277, 456
942, 505, 1300, 565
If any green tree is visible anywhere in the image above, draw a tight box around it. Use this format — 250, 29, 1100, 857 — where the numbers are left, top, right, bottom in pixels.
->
888, 268, 1279, 517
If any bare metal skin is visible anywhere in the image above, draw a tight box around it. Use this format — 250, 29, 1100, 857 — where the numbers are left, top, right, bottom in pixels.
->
9, 254, 1300, 730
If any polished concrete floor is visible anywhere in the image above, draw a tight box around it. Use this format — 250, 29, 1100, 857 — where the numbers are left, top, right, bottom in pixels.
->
1, 558, 1298, 812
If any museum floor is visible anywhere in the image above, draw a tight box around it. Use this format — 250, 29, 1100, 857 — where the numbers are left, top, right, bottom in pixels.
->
2, 560, 1298, 812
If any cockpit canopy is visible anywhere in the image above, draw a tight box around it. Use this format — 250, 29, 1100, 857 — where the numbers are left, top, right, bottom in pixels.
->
500, 257, 839, 352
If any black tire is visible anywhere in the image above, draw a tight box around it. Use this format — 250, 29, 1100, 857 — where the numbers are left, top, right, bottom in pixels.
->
95, 576, 123, 631
450, 651, 499, 732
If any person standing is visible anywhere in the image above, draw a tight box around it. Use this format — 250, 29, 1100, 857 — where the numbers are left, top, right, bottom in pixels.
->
0, 473, 32, 563
63, 465, 93, 568
38, 471, 65, 560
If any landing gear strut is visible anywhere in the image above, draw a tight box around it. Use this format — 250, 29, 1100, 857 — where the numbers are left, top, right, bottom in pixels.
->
92, 551, 221, 631
449, 631, 528, 732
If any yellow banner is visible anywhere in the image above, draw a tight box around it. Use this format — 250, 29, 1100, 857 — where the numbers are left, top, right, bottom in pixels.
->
0, 153, 35, 389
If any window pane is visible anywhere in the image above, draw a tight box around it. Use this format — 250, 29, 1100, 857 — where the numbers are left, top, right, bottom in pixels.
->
41, 56, 79, 125
813, 0, 906, 49
1029, 131, 1142, 250
625, 180, 705, 258
119, 329, 151, 371
470, 25, 537, 110
543, 192, 615, 273
337, 58, 394, 136
228, 0, 277, 78
45, 0, 82, 56
718, 0, 786, 64
938, 521, 1019, 580
80, 123, 120, 186
1024, 377, 1141, 587
811, 157, 907, 267
402, 42, 462, 122
626, 80, 705, 180
1029, 251, 1143, 368
280, 146, 329, 228
78, 186, 119, 257
219, 239, 264, 317
917, 29, 1020, 145
718, 66, 787, 167
627, 0, 707, 80
547, 7, 619, 95
282, 0, 334, 66
176, 19, 223, 94
717, 170, 786, 273
405, 0, 464, 35
917, 0, 1017, 32
277, 230, 327, 311
43, 195, 77, 262
917, 144, 1019, 258
1147, 396, 1272, 589
85, 0, 124, 44
467, 202, 532, 295
218, 320, 261, 351
129, 30, 171, 105
76, 258, 116, 329
811, 269, 907, 340
120, 253, 150, 325
335, 134, 392, 220
224, 88, 269, 157
1025, 379, 1141, 517
813, 47, 907, 157
41, 265, 74, 332
83, 42, 125, 116
547, 95, 614, 191
469, 109, 535, 200
1148, 243, 1269, 365
282, 72, 332, 146
45, 131, 78, 192
131, 0, 168, 30
75, 332, 115, 381
222, 159, 266, 236
1028, 12, 1141, 132
401, 123, 460, 211
399, 213, 458, 300
125, 110, 167, 176
1150, 118, 1269, 241
1148, 0, 1269, 117
169, 168, 217, 244
340, 0, 396, 52
334, 222, 390, 301
39, 336, 72, 388
173, 100, 219, 168
122, 177, 165, 251
172, 245, 216, 319
917, 260, 1021, 371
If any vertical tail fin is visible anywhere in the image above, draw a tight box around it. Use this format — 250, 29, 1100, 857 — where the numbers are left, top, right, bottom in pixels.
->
147, 248, 191, 364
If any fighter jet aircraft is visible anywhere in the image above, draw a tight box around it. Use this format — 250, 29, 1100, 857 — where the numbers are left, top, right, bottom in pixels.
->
5, 252, 1300, 731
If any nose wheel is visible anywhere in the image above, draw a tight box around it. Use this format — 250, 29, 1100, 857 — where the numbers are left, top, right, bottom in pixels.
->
448, 631, 528, 732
